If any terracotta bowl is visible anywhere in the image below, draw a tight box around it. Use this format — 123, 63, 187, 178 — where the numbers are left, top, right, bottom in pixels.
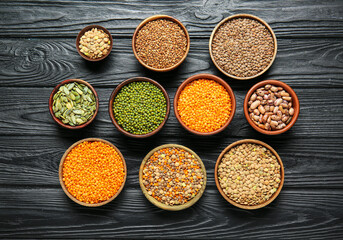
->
49, 79, 99, 129
215, 139, 284, 210
244, 79, 300, 135
139, 144, 207, 211
59, 138, 127, 207
76, 25, 113, 61
209, 14, 277, 80
108, 77, 170, 138
132, 15, 190, 72
174, 73, 236, 136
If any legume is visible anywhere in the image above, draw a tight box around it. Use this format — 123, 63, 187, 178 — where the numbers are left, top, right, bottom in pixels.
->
177, 79, 231, 133
62, 141, 125, 204
135, 19, 188, 69
212, 17, 274, 78
113, 81, 167, 135
218, 143, 281, 206
79, 28, 111, 59
142, 147, 205, 206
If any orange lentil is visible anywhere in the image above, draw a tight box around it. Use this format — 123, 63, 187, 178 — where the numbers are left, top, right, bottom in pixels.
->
177, 79, 231, 132
62, 141, 125, 204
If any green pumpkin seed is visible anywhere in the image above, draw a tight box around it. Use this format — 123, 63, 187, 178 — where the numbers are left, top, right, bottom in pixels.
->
75, 87, 83, 95
67, 83, 75, 90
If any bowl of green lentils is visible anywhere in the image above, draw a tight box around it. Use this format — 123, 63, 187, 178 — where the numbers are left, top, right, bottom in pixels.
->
109, 77, 170, 138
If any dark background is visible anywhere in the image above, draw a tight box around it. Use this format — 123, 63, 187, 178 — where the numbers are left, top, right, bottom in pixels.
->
0, 0, 343, 239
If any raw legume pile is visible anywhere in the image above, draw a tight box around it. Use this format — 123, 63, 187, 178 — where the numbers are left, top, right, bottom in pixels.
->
248, 84, 294, 131
142, 147, 205, 206
135, 19, 188, 69
62, 141, 125, 204
211, 17, 274, 78
79, 28, 111, 59
177, 79, 231, 133
218, 143, 281, 206
113, 81, 167, 135
52, 82, 96, 126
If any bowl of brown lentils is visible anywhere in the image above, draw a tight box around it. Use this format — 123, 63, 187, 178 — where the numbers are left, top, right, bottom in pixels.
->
76, 25, 113, 61
215, 139, 284, 210
132, 15, 190, 72
139, 144, 207, 211
244, 79, 300, 135
209, 14, 277, 80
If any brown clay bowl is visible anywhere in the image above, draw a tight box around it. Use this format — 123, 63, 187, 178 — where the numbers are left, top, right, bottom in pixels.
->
76, 25, 113, 61
215, 139, 284, 210
139, 144, 207, 211
244, 79, 300, 135
49, 79, 99, 129
59, 138, 127, 207
132, 15, 190, 72
174, 73, 236, 136
209, 14, 277, 80
108, 77, 170, 138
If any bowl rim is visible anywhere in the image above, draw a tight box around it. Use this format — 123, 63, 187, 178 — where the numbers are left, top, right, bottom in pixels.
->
76, 24, 113, 62
58, 138, 127, 207
132, 14, 190, 72
214, 139, 285, 210
173, 73, 236, 136
209, 13, 278, 80
108, 77, 170, 138
49, 79, 99, 129
243, 79, 300, 135
139, 143, 207, 211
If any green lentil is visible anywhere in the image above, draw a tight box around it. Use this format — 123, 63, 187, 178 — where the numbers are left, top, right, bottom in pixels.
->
113, 81, 167, 135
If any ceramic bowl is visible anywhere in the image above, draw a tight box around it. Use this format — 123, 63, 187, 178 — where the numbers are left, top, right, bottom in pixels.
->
132, 15, 190, 72
59, 138, 127, 207
139, 144, 207, 211
215, 139, 284, 210
49, 79, 99, 129
174, 73, 236, 135
108, 77, 170, 138
244, 79, 300, 135
209, 14, 277, 80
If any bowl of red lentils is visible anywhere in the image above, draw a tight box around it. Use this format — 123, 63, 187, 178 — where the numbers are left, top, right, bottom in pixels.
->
209, 14, 277, 80
132, 15, 190, 72
244, 79, 300, 135
215, 139, 284, 210
76, 25, 113, 61
174, 73, 236, 135
59, 138, 127, 207
139, 144, 207, 211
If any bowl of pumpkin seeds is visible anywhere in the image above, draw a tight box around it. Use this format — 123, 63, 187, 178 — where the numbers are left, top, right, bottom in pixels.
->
49, 79, 99, 129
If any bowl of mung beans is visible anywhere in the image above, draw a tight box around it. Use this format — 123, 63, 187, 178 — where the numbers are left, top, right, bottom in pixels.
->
215, 139, 284, 210
76, 25, 113, 61
49, 79, 99, 129
244, 79, 300, 135
174, 73, 236, 135
139, 144, 207, 211
132, 15, 190, 72
59, 138, 127, 207
109, 77, 170, 138
209, 14, 277, 80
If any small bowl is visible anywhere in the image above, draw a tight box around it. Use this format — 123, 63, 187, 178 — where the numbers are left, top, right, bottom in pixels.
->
244, 79, 300, 135
215, 139, 284, 210
59, 138, 127, 207
209, 14, 277, 80
108, 77, 170, 138
76, 25, 113, 61
132, 15, 190, 72
174, 73, 236, 135
139, 144, 207, 211
49, 79, 99, 129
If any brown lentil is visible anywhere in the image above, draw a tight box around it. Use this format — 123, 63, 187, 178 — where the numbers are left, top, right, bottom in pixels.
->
135, 19, 187, 69
212, 17, 274, 78
79, 28, 111, 59
218, 143, 281, 206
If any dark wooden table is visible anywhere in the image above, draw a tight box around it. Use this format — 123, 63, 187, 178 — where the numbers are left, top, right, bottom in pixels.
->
1, 0, 343, 239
